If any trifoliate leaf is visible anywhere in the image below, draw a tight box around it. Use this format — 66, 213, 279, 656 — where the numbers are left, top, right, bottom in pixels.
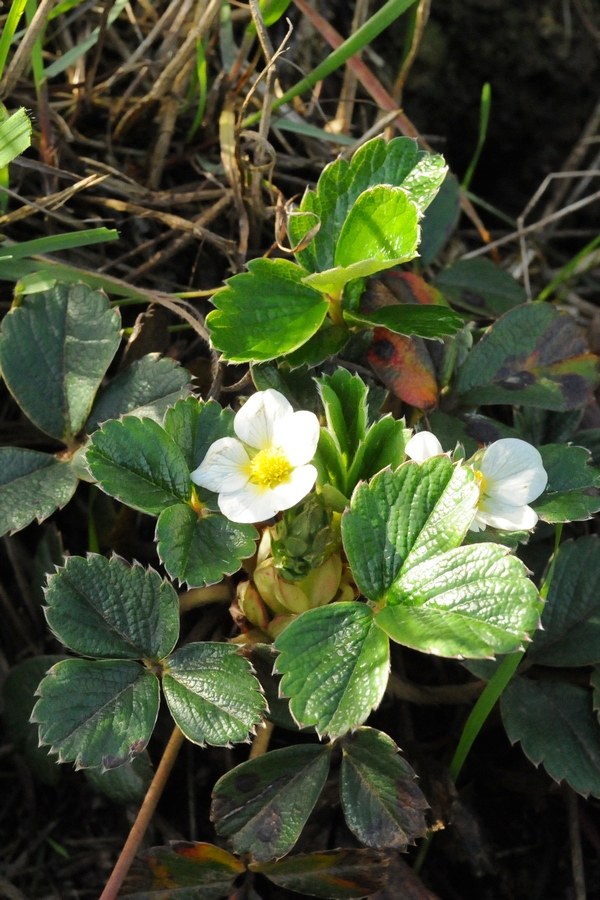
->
211, 745, 330, 861
33, 659, 160, 770
0, 283, 121, 441
86, 416, 192, 515
0, 448, 78, 536
44, 554, 179, 660
162, 643, 266, 746
156, 504, 257, 588
275, 603, 390, 738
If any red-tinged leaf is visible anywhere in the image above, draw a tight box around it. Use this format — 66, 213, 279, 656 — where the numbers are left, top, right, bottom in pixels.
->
122, 842, 244, 899
368, 270, 446, 307
368, 328, 438, 410
252, 849, 389, 899
370, 857, 441, 900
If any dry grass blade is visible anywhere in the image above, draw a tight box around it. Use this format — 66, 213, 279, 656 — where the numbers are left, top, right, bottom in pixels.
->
0, 173, 108, 227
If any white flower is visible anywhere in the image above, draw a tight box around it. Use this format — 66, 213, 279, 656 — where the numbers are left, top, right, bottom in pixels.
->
469, 438, 548, 533
405, 431, 444, 463
190, 389, 320, 524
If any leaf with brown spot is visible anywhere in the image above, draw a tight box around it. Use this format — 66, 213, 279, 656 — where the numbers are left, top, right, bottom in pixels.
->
340, 728, 428, 850
211, 744, 330, 862
368, 328, 438, 409
121, 841, 244, 899
455, 303, 599, 411
252, 849, 390, 899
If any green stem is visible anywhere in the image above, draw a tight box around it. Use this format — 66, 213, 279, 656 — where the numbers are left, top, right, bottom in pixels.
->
242, 0, 417, 127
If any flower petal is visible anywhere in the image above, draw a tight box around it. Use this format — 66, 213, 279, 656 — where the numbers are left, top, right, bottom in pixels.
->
405, 431, 444, 464
275, 410, 320, 466
479, 438, 548, 505
234, 389, 293, 450
473, 500, 538, 532
190, 437, 250, 493
218, 483, 280, 523
269, 464, 318, 511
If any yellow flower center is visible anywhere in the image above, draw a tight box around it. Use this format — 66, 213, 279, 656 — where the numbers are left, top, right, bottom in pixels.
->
248, 447, 293, 488
474, 469, 487, 494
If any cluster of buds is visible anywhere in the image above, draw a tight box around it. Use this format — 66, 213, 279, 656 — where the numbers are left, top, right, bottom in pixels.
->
234, 498, 357, 642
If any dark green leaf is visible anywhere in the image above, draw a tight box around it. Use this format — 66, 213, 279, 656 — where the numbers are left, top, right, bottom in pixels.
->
163, 397, 235, 472
0, 283, 121, 441
211, 744, 330, 861
345, 303, 463, 339
86, 354, 191, 431
342, 459, 478, 602
84, 752, 153, 804
3, 655, 65, 785
156, 504, 257, 588
86, 417, 192, 515
123, 842, 244, 899
253, 849, 389, 899
285, 322, 349, 368
275, 603, 390, 738
532, 443, 600, 523
528, 536, 600, 667
207, 259, 329, 362
575, 429, 600, 467
340, 727, 427, 849
434, 258, 526, 317
378, 544, 540, 658
455, 303, 599, 410
0, 448, 78, 536
44, 554, 179, 660
162, 643, 266, 746
33, 659, 159, 770
419, 173, 461, 266
501, 677, 600, 797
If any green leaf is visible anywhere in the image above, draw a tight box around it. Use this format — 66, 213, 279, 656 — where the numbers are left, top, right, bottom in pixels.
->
86, 417, 192, 516
377, 544, 539, 658
275, 603, 390, 738
434, 258, 527, 317
33, 659, 160, 770
162, 643, 266, 746
86, 355, 191, 432
532, 443, 600, 523
85, 752, 154, 805
289, 136, 434, 274
0, 283, 121, 441
0, 448, 78, 536
317, 368, 368, 465
253, 849, 389, 899
419, 173, 461, 266
44, 554, 179, 660
501, 677, 600, 797
455, 303, 599, 411
3, 655, 65, 785
342, 458, 478, 602
340, 728, 428, 849
207, 259, 329, 362
284, 322, 349, 368
346, 415, 411, 494
345, 303, 464, 339
211, 744, 330, 862
163, 397, 235, 472
0, 108, 32, 168
314, 427, 347, 496
528, 536, 600, 667
156, 504, 257, 588
302, 186, 419, 295
123, 842, 244, 899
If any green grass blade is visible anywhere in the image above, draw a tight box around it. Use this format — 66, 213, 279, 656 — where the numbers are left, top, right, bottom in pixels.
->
537, 233, 600, 302
1, 228, 118, 260
187, 39, 208, 141
0, 0, 28, 81
0, 108, 32, 169
462, 82, 491, 191
243, 0, 417, 127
